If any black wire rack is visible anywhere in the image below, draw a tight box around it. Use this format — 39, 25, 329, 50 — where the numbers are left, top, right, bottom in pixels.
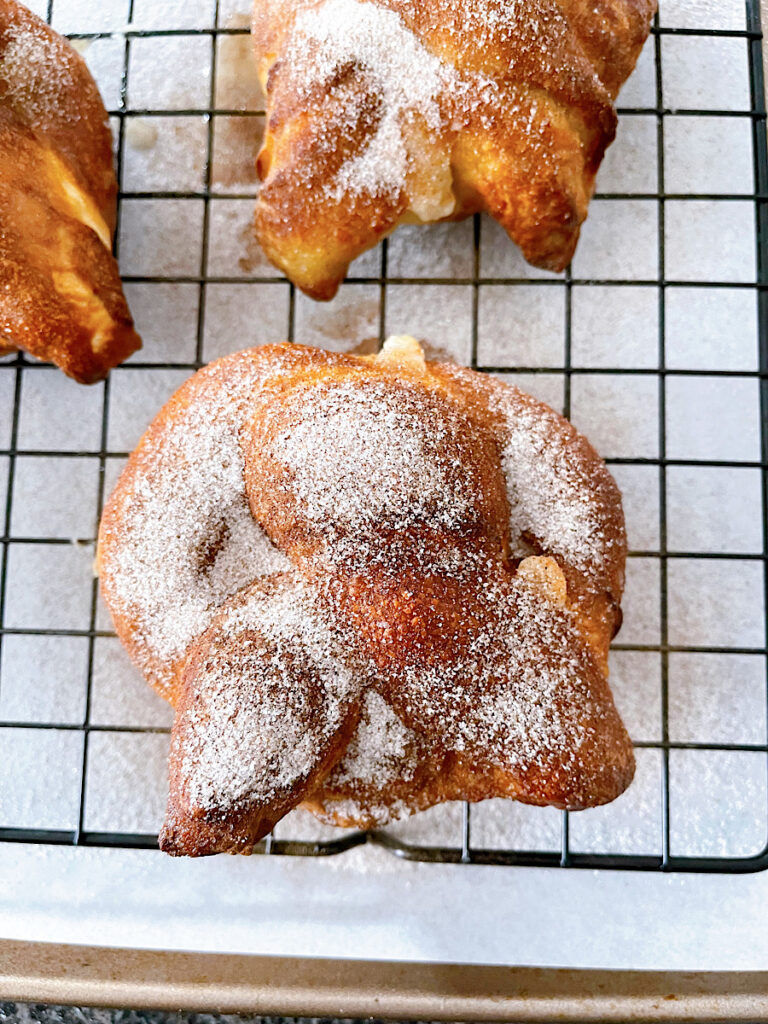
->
0, 0, 767, 873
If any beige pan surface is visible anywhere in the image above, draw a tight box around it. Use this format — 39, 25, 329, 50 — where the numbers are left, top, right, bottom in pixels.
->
2, 943, 768, 1021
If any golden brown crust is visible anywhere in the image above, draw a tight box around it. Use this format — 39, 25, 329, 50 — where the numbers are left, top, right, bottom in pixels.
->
252, 0, 656, 299
98, 347, 299, 704
305, 564, 634, 826
428, 360, 627, 672
0, 0, 141, 382
160, 575, 361, 856
556, 0, 658, 97
305, 560, 632, 829
244, 357, 514, 573
99, 337, 633, 854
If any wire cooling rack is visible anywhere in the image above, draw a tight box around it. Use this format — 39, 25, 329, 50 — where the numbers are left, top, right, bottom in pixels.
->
0, 0, 767, 874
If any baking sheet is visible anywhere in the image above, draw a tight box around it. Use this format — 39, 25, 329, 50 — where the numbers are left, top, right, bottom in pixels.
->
1, 0, 768, 974
6, 944, 768, 1022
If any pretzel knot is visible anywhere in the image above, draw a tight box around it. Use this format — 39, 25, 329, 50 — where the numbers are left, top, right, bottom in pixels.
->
98, 337, 633, 856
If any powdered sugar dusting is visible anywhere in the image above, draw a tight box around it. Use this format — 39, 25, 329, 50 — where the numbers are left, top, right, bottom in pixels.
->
377, 565, 631, 813
333, 690, 416, 786
391, 572, 595, 765
387, 0, 568, 70
318, 796, 411, 826
179, 577, 359, 812
267, 0, 616, 208
316, 570, 622, 826
1, 20, 79, 125
474, 586, 591, 762
491, 387, 611, 575
102, 341, 628, 833
289, 0, 451, 200
271, 379, 476, 541
104, 357, 289, 690
312, 690, 425, 826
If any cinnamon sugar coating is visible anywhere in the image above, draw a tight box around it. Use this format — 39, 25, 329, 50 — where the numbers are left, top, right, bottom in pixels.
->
252, 0, 656, 299
99, 337, 632, 855
0, 0, 140, 382
161, 575, 362, 856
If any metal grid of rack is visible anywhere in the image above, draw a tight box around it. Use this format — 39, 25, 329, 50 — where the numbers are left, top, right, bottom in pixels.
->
0, 0, 767, 873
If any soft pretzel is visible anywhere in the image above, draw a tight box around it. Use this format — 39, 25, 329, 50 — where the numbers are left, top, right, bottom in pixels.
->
98, 337, 632, 855
0, 0, 140, 382
252, 0, 656, 299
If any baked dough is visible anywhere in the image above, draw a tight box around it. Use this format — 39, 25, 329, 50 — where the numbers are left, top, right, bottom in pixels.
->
0, 0, 141, 382
162, 575, 362, 855
98, 337, 633, 854
252, 0, 656, 298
